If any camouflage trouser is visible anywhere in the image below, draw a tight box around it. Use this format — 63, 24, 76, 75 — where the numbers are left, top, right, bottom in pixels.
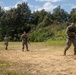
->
22, 41, 28, 51
64, 38, 76, 55
4, 42, 8, 50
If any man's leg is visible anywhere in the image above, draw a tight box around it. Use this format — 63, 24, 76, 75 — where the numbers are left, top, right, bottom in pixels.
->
26, 42, 29, 51
64, 39, 71, 55
74, 47, 76, 55
73, 39, 76, 55
5, 45, 7, 50
22, 43, 24, 51
5, 43, 8, 50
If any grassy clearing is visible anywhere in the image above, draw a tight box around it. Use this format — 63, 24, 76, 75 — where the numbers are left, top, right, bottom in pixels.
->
0, 42, 21, 45
45, 40, 66, 46
0, 59, 32, 75
0, 41, 76, 75
0, 40, 66, 46
1, 71, 31, 75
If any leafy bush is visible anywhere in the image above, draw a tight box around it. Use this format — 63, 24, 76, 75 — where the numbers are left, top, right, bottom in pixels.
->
29, 24, 66, 42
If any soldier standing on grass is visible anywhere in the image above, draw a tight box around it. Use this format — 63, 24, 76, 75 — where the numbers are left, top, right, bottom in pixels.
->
4, 35, 8, 50
21, 31, 29, 52
64, 21, 76, 55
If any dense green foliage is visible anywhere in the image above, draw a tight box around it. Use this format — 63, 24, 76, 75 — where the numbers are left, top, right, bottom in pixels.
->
29, 24, 67, 42
0, 2, 76, 42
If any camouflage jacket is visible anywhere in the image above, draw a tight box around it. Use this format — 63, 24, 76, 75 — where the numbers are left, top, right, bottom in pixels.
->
21, 34, 28, 42
66, 25, 76, 38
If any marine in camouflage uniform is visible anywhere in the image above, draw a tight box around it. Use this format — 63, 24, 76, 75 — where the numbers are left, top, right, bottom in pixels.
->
21, 31, 29, 51
4, 35, 8, 50
64, 21, 76, 55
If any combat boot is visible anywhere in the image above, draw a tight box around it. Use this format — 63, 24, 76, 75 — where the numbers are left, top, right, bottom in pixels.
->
5, 47, 7, 50
22, 48, 24, 52
26, 49, 29, 51
64, 50, 66, 56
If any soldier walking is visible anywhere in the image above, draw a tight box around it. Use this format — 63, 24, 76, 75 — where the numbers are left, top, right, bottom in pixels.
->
21, 31, 29, 51
4, 35, 8, 50
64, 21, 76, 55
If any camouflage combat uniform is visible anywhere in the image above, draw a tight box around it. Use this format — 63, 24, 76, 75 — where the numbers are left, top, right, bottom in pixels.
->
21, 32, 29, 51
64, 25, 76, 55
4, 35, 8, 50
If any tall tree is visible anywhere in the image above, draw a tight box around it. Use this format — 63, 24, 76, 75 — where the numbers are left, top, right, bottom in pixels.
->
31, 9, 47, 25
69, 8, 76, 22
0, 7, 5, 40
0, 2, 31, 41
52, 6, 68, 23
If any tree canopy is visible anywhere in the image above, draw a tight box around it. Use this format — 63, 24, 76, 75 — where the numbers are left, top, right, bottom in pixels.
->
0, 2, 76, 41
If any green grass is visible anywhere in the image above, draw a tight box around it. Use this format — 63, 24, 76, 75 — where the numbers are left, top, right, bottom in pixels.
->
0, 42, 4, 45
0, 60, 32, 75
9, 42, 22, 45
3, 71, 30, 75
45, 40, 66, 46
0, 40, 66, 46
0, 42, 22, 45
0, 60, 10, 69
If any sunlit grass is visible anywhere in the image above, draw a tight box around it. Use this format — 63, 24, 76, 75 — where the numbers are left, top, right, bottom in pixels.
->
0, 42, 22, 45
0, 60, 10, 69
45, 40, 66, 46
0, 60, 31, 75
0, 40, 66, 46
3, 71, 30, 75
0, 41, 75, 75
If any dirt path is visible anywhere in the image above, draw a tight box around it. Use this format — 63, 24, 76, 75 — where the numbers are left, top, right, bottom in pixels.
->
0, 43, 76, 75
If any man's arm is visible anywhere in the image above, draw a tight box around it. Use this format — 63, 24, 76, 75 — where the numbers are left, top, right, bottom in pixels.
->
20, 34, 23, 40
